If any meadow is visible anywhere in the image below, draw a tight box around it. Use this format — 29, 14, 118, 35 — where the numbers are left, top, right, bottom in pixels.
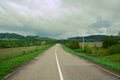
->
79, 42, 120, 63
0, 46, 42, 61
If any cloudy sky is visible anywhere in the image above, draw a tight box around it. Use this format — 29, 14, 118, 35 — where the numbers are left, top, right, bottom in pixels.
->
0, 0, 120, 39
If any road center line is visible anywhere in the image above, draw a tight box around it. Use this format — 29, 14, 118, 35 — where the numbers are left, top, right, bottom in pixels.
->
55, 45, 64, 80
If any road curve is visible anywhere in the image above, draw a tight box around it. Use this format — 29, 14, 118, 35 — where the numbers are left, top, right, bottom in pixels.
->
5, 44, 120, 80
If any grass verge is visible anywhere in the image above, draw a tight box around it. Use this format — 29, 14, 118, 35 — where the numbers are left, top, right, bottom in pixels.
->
62, 45, 120, 73
0, 45, 52, 80
103, 54, 120, 63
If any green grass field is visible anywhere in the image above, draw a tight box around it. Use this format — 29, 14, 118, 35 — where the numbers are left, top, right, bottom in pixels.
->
62, 45, 120, 73
0, 46, 42, 61
79, 42, 120, 63
0, 45, 52, 80
103, 54, 120, 63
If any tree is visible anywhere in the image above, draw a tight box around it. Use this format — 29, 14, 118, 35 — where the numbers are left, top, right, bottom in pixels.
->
67, 40, 79, 49
118, 31, 120, 36
118, 31, 120, 41
108, 44, 120, 55
41, 41, 46, 45
102, 36, 119, 48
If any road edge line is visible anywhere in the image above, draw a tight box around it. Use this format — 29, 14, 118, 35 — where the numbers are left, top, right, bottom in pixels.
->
95, 64, 120, 78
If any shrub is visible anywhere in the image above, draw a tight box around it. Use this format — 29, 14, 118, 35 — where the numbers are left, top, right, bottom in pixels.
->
84, 44, 92, 54
95, 48, 109, 57
102, 36, 119, 48
22, 51, 27, 55
66, 40, 79, 49
108, 44, 120, 55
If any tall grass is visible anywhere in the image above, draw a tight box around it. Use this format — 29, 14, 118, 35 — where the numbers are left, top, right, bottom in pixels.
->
108, 44, 120, 55
103, 54, 120, 63
62, 45, 120, 73
0, 45, 52, 80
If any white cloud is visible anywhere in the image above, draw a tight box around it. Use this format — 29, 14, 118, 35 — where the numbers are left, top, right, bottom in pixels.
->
0, 0, 120, 39
0, 29, 36, 36
98, 27, 108, 35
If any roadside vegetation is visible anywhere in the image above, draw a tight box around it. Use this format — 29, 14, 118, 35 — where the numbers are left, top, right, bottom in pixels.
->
0, 46, 44, 61
0, 33, 56, 48
63, 35, 120, 73
0, 45, 52, 80
0, 40, 55, 48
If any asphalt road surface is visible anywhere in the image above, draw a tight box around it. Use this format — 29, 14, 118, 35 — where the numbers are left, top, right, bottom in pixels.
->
5, 44, 120, 80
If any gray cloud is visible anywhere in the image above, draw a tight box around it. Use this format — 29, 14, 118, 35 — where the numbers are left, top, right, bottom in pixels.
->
90, 17, 111, 28
0, 0, 120, 39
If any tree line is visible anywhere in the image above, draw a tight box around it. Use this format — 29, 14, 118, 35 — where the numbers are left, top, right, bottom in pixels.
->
0, 40, 56, 48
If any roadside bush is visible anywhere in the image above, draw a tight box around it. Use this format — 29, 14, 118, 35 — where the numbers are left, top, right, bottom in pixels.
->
22, 51, 27, 55
95, 48, 109, 57
102, 36, 119, 48
84, 44, 92, 54
108, 44, 120, 55
66, 40, 79, 49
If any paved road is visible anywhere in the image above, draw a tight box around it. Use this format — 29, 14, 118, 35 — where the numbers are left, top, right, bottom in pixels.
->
5, 44, 120, 80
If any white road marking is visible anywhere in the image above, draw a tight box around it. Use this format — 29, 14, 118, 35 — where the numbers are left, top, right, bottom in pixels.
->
55, 45, 64, 80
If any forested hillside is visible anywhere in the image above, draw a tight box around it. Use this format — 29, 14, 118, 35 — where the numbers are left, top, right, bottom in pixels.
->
0, 33, 56, 48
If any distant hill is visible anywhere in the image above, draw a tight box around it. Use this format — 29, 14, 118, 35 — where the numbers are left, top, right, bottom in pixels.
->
68, 35, 120, 42
0, 33, 55, 41
68, 35, 108, 41
25, 36, 56, 41
0, 33, 25, 40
